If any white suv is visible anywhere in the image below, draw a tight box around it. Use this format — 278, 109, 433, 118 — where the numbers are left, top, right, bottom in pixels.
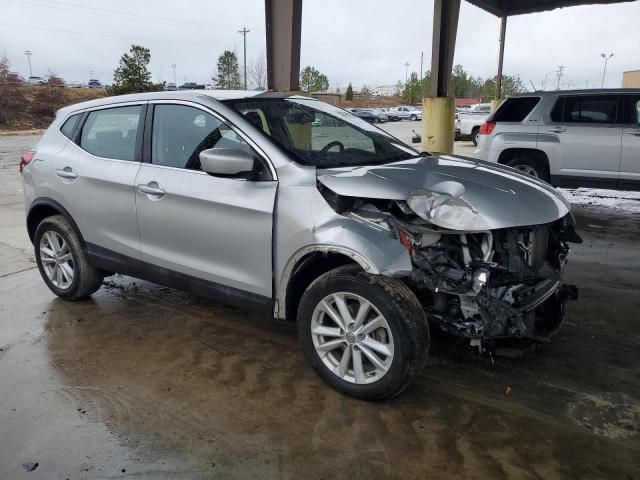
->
474, 89, 640, 189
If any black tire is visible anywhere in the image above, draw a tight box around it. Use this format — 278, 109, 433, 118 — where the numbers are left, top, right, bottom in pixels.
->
297, 265, 429, 401
472, 128, 480, 146
506, 155, 550, 182
410, 114, 417, 121
34, 215, 104, 300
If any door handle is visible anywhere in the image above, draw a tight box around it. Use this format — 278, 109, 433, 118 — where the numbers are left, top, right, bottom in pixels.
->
547, 127, 566, 133
137, 183, 165, 196
626, 130, 640, 137
55, 167, 77, 179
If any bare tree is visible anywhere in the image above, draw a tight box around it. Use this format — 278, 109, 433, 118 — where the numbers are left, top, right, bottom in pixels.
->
248, 53, 267, 90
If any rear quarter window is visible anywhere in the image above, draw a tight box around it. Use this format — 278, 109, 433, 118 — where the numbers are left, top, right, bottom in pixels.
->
60, 114, 81, 139
493, 97, 540, 122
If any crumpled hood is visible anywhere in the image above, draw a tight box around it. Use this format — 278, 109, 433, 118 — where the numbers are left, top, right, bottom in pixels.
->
317, 154, 571, 231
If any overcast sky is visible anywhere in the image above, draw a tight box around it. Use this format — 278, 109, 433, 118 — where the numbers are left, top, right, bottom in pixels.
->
1, 0, 638, 90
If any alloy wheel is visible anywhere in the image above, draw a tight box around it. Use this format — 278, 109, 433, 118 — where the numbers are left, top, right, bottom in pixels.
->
39, 231, 74, 289
514, 164, 540, 178
311, 292, 394, 384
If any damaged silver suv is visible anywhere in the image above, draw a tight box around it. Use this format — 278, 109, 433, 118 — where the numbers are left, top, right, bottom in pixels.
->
21, 91, 580, 400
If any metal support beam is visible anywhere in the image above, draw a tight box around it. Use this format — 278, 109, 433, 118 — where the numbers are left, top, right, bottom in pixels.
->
430, 0, 461, 98
495, 14, 507, 100
265, 0, 303, 92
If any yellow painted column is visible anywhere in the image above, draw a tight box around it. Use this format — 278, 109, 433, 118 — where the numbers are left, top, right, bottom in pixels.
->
490, 99, 504, 112
421, 97, 455, 154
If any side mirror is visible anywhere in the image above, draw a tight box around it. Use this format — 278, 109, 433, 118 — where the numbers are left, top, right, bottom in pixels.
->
199, 148, 255, 177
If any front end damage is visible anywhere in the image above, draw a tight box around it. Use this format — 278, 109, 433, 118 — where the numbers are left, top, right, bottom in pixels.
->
317, 161, 582, 351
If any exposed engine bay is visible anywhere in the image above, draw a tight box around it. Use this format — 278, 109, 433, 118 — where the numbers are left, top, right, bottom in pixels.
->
319, 181, 582, 350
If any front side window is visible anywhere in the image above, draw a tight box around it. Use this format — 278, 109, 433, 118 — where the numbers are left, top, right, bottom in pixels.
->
552, 95, 618, 124
79, 106, 141, 161
224, 98, 419, 167
151, 104, 254, 171
621, 95, 640, 125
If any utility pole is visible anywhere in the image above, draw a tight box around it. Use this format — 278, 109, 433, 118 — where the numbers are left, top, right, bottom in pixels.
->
419, 52, 424, 100
89, 70, 94, 80
238, 27, 250, 89
495, 14, 507, 100
556, 65, 565, 90
404, 62, 410, 83
171, 64, 177, 88
24, 50, 33, 77
600, 53, 613, 88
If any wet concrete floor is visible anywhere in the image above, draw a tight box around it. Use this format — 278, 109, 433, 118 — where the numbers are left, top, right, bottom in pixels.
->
1, 135, 639, 479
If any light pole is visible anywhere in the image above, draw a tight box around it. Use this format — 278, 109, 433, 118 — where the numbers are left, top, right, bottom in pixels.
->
238, 27, 250, 90
171, 64, 177, 88
24, 50, 33, 77
404, 62, 410, 83
600, 53, 613, 88
542, 70, 556, 91
89, 70, 94, 80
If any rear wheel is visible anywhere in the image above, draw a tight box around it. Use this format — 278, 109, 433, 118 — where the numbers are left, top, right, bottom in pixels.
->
34, 215, 104, 300
297, 265, 429, 400
472, 127, 480, 146
506, 155, 550, 182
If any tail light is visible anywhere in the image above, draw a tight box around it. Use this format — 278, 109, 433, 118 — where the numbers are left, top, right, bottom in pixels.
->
479, 121, 496, 135
19, 150, 35, 174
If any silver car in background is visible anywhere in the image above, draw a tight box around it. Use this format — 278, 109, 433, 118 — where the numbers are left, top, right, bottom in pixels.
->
21, 91, 580, 400
474, 89, 640, 190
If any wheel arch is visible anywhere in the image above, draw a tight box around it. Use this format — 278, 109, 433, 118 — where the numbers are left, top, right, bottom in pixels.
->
497, 148, 550, 175
27, 198, 85, 247
277, 246, 378, 321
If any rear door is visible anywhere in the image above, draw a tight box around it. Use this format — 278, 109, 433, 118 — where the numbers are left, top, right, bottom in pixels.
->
619, 94, 640, 190
54, 103, 144, 261
544, 94, 621, 187
134, 101, 277, 300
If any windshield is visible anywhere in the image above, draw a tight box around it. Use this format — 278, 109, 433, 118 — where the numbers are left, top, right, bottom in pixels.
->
223, 97, 419, 168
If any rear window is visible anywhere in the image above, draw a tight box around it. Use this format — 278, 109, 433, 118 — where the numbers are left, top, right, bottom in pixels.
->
79, 106, 141, 161
493, 97, 540, 122
550, 95, 618, 124
60, 114, 81, 139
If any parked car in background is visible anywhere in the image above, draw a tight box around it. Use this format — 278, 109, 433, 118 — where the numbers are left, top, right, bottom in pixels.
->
455, 103, 492, 145
368, 108, 389, 123
347, 108, 378, 123
88, 79, 103, 88
388, 106, 422, 121
27, 76, 46, 85
20, 90, 580, 400
66, 81, 83, 88
179, 82, 205, 90
474, 89, 640, 189
165, 83, 177, 91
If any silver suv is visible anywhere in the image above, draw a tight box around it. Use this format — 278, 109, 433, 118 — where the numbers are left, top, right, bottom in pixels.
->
474, 89, 640, 189
21, 91, 580, 400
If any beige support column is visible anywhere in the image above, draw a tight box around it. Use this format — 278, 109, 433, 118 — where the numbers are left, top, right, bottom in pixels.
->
490, 99, 503, 112
422, 97, 455, 153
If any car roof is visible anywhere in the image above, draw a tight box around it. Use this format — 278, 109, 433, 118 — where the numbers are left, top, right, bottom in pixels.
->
56, 90, 317, 117
512, 88, 640, 97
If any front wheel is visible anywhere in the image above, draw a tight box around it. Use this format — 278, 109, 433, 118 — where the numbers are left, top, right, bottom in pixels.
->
297, 265, 429, 400
472, 128, 480, 146
410, 114, 417, 121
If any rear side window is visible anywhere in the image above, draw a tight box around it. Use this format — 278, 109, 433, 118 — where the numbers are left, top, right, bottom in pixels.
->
60, 114, 81, 139
493, 97, 540, 122
551, 95, 618, 124
79, 106, 142, 161
621, 95, 640, 124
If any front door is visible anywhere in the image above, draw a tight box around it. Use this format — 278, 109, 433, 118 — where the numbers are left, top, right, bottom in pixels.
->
619, 94, 640, 190
134, 102, 277, 301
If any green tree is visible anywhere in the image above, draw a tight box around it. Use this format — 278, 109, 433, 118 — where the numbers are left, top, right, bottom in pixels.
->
0, 55, 28, 125
299, 66, 329, 92
345, 82, 353, 101
213, 51, 242, 90
359, 85, 371, 102
109, 45, 160, 95
402, 72, 421, 104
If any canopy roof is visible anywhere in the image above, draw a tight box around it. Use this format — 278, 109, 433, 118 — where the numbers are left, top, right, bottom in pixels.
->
466, 0, 633, 16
